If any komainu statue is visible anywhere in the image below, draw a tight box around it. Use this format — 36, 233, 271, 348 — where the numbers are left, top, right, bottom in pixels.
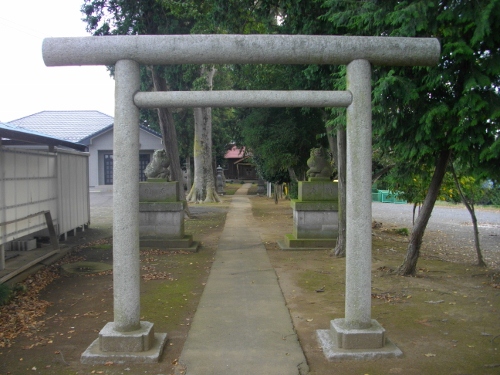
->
306, 147, 333, 178
144, 149, 170, 180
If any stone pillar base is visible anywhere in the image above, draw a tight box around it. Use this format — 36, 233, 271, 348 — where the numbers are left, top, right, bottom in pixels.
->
277, 234, 336, 250
140, 235, 200, 252
81, 321, 167, 364
316, 318, 402, 361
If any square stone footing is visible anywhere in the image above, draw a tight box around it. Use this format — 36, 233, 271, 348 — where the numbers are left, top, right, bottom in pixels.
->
99, 321, 155, 352
140, 236, 200, 252
277, 238, 336, 250
316, 321, 403, 361
331, 319, 385, 349
81, 332, 168, 364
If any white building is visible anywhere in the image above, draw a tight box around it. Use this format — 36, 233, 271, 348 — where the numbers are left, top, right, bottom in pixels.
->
8, 111, 163, 187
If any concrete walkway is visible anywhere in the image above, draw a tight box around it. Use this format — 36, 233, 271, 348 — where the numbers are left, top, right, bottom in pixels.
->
178, 184, 308, 375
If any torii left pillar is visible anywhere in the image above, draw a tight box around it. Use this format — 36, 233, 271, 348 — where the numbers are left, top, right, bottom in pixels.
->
81, 60, 167, 364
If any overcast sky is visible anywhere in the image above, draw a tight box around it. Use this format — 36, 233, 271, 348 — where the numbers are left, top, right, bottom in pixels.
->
0, 0, 115, 122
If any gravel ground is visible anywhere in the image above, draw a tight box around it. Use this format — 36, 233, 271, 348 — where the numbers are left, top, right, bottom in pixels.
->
372, 201, 500, 268
89, 190, 500, 268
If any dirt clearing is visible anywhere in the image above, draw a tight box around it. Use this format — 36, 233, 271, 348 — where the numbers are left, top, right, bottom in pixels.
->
1, 191, 499, 375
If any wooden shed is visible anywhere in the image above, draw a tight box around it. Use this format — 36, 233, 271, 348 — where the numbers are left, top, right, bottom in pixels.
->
224, 145, 257, 181
0, 123, 90, 271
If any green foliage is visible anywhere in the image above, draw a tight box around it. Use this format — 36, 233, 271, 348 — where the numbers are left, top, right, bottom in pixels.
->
479, 184, 500, 205
0, 283, 12, 305
394, 228, 409, 236
239, 107, 327, 182
287, 180, 298, 199
263, 0, 500, 196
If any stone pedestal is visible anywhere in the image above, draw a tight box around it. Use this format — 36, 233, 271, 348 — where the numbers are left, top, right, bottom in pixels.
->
139, 180, 198, 251
316, 319, 402, 360
216, 165, 225, 195
279, 178, 338, 250
81, 321, 168, 364
256, 178, 266, 195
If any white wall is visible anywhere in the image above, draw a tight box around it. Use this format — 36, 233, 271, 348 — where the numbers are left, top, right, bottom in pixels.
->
87, 127, 163, 187
0, 147, 90, 245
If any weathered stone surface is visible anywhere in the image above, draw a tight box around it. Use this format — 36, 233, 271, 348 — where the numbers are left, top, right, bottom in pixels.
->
293, 210, 338, 239
43, 35, 441, 67
136, 90, 353, 108
144, 149, 170, 180
283, 179, 339, 249
99, 321, 155, 352
316, 329, 402, 361
112, 60, 141, 333
291, 200, 338, 211
281, 234, 336, 249
139, 210, 184, 238
345, 60, 373, 329
299, 180, 338, 201
81, 332, 168, 364
139, 181, 186, 239
330, 319, 385, 350
306, 147, 333, 178
139, 201, 185, 212
139, 181, 179, 202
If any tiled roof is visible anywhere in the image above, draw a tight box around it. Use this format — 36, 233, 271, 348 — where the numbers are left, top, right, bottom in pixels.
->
0, 122, 87, 151
225, 146, 246, 159
8, 110, 114, 143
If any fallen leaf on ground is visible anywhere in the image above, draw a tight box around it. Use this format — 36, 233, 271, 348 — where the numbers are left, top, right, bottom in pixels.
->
416, 319, 432, 327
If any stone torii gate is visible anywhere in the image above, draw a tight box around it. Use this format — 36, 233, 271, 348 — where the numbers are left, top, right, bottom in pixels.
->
43, 35, 440, 363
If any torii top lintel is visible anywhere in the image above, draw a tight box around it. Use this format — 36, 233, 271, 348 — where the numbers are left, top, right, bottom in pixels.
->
42, 35, 440, 67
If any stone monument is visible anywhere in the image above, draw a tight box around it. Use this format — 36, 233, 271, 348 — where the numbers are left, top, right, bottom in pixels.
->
139, 150, 198, 251
43, 34, 439, 363
279, 147, 339, 249
256, 177, 266, 195
216, 165, 225, 195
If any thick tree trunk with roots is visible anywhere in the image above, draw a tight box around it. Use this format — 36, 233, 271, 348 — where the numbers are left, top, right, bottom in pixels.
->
186, 66, 219, 203
187, 107, 220, 202
450, 163, 487, 267
397, 150, 451, 276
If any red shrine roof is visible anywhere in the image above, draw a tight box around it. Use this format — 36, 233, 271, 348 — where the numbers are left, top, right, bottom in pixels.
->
224, 146, 246, 159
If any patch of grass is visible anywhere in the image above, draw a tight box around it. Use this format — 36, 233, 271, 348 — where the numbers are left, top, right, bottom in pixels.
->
247, 184, 258, 195
140, 250, 215, 332
0, 283, 12, 305
185, 211, 226, 236
394, 227, 409, 236
223, 183, 241, 195
90, 243, 112, 250
298, 269, 332, 292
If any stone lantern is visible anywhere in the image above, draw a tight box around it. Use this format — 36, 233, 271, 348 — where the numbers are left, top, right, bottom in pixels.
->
216, 165, 225, 195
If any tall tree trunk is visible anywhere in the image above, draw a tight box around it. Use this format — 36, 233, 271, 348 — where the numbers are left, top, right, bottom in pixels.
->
326, 123, 338, 170
287, 167, 298, 183
185, 155, 192, 191
150, 68, 183, 186
397, 150, 451, 276
450, 163, 487, 267
186, 66, 220, 203
334, 128, 346, 257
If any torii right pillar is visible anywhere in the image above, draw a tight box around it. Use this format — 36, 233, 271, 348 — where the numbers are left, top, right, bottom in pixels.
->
317, 59, 403, 360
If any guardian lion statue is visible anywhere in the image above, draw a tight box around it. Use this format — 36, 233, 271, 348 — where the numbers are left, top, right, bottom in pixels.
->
144, 149, 170, 180
306, 147, 333, 178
